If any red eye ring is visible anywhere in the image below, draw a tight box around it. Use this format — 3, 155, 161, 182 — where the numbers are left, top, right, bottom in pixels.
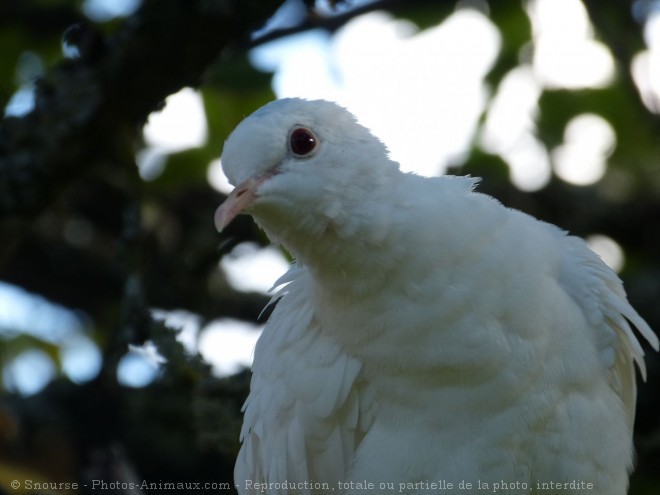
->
289, 127, 318, 157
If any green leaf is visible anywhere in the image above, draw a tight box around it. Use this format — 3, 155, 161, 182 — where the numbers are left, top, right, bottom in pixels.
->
149, 147, 216, 191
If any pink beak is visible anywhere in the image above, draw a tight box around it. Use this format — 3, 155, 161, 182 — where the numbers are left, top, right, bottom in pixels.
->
214, 174, 272, 232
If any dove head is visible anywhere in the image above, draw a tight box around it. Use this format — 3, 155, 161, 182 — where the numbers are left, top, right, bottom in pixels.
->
215, 98, 400, 265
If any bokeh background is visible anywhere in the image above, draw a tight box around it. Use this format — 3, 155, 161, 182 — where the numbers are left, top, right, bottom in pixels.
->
0, 0, 658, 492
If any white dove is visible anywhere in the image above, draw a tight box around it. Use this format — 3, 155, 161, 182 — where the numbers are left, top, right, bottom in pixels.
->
214, 98, 658, 495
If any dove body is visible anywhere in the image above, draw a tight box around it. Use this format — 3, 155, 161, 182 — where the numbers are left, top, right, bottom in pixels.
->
215, 99, 658, 495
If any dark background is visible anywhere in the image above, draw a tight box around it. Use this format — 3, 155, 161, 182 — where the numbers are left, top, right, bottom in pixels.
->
0, 0, 658, 493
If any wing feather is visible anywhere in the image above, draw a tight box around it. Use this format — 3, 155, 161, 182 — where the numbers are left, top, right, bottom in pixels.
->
235, 265, 366, 494
557, 234, 659, 427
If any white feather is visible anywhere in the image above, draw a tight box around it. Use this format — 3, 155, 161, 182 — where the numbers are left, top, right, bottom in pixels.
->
220, 98, 658, 495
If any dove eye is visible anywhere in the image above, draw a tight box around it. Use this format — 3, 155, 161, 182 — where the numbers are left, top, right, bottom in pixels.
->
289, 127, 318, 157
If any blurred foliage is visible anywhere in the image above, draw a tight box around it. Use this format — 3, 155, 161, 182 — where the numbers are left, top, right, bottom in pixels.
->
0, 0, 658, 493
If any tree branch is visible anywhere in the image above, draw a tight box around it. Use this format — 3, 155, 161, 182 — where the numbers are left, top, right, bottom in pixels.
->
244, 0, 450, 49
0, 0, 282, 221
